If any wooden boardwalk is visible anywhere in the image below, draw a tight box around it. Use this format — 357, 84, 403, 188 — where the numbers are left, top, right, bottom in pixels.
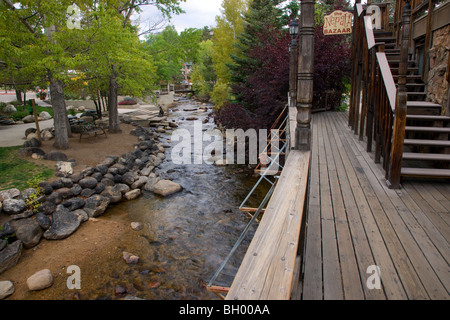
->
300, 111, 450, 300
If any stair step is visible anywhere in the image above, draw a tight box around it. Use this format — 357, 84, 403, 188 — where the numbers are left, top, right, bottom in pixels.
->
375, 37, 396, 42
393, 75, 423, 80
389, 60, 416, 65
406, 92, 426, 96
391, 67, 419, 71
407, 115, 450, 121
401, 167, 450, 178
374, 31, 393, 36
406, 101, 442, 115
405, 126, 450, 133
403, 152, 450, 161
404, 139, 450, 147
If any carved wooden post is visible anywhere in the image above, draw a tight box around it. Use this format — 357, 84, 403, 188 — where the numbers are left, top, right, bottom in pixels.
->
388, 1, 411, 189
296, 0, 315, 151
289, 22, 299, 110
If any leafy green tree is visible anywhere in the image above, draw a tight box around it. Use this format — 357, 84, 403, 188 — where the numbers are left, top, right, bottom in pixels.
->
190, 39, 216, 100
210, 0, 249, 107
145, 25, 202, 86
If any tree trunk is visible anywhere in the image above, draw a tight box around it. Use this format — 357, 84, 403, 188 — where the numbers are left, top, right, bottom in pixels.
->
15, 88, 22, 104
108, 74, 121, 133
49, 72, 70, 149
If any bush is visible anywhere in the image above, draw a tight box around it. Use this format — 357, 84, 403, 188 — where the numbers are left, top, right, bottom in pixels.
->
119, 97, 138, 105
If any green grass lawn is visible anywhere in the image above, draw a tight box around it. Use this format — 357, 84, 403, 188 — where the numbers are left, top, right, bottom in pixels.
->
0, 146, 54, 191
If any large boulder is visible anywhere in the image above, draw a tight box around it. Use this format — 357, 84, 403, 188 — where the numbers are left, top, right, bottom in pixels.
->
11, 218, 43, 249
43, 207, 81, 240
0, 240, 23, 275
153, 180, 182, 197
3, 104, 17, 114
2, 199, 26, 215
0, 189, 21, 202
83, 195, 110, 218
38, 111, 52, 120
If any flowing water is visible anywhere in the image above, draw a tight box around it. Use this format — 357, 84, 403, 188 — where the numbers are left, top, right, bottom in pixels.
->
50, 97, 270, 300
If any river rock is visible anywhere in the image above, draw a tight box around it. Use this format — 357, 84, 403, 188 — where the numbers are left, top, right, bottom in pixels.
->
22, 115, 35, 124
71, 184, 82, 196
43, 207, 81, 240
38, 181, 53, 195
79, 177, 98, 189
56, 187, 73, 200
140, 165, 155, 177
143, 177, 160, 192
11, 218, 43, 249
124, 189, 141, 201
2, 199, 26, 215
0, 241, 23, 275
114, 184, 130, 195
83, 195, 110, 218
0, 240, 6, 251
110, 163, 128, 175
39, 111, 52, 120
153, 180, 182, 197
101, 157, 116, 168
41, 129, 54, 141
23, 138, 41, 149
0, 281, 14, 299
122, 252, 139, 264
80, 188, 96, 198
26, 269, 53, 291
3, 104, 17, 114
0, 188, 21, 201
131, 176, 148, 189
101, 186, 122, 204
122, 171, 139, 185
73, 209, 89, 223
57, 162, 74, 175
130, 222, 143, 231
64, 197, 85, 211
37, 201, 56, 215
36, 212, 51, 229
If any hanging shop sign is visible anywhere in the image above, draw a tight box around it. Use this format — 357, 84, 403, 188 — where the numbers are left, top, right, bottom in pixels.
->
323, 10, 353, 35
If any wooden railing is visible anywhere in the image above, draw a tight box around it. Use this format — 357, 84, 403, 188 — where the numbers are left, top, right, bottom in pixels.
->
349, 1, 412, 189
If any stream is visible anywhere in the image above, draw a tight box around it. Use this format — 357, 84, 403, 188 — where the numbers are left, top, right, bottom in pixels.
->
61, 97, 269, 300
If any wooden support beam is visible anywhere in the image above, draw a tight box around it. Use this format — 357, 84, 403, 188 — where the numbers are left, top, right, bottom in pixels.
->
295, 0, 315, 151
388, 2, 411, 189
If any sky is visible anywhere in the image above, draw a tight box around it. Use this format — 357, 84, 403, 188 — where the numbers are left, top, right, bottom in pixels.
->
137, 0, 360, 35
137, 0, 223, 34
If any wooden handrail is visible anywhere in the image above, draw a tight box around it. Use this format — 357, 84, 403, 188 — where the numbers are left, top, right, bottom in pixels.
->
376, 52, 397, 112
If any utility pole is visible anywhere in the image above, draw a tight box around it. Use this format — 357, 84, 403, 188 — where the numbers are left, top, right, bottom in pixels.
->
296, 0, 315, 151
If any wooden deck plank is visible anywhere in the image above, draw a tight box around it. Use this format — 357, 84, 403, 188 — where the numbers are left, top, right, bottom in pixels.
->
318, 113, 386, 300
301, 118, 323, 300
334, 113, 449, 299
226, 150, 310, 300
322, 114, 366, 300
326, 112, 411, 299
318, 115, 344, 300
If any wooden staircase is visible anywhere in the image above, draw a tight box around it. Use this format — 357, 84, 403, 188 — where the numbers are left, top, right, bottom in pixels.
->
374, 32, 450, 179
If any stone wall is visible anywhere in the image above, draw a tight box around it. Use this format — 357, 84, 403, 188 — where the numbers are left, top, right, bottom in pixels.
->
427, 24, 450, 114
